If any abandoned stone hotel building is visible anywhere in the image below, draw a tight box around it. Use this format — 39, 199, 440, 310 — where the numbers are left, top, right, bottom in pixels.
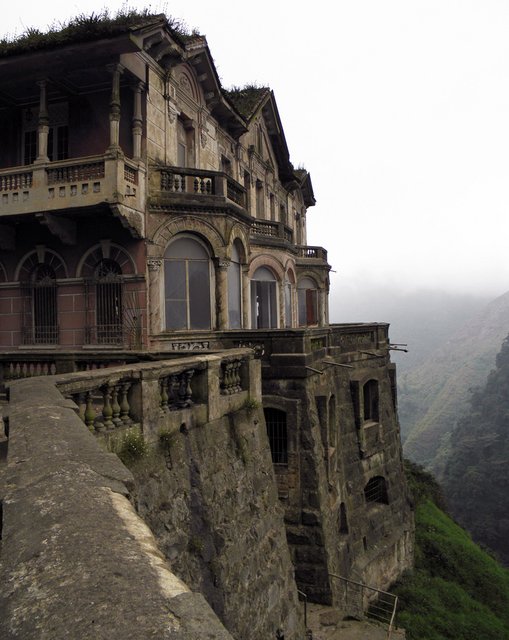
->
0, 14, 413, 640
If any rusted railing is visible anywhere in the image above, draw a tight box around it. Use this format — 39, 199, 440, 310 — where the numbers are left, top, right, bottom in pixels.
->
330, 574, 398, 639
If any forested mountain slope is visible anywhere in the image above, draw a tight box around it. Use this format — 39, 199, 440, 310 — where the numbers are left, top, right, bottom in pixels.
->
398, 290, 509, 477
393, 462, 509, 640
442, 333, 509, 565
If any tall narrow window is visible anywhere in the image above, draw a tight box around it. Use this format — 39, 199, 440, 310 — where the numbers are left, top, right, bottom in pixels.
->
264, 408, 288, 465
164, 236, 211, 330
363, 379, 379, 422
297, 277, 318, 326
95, 259, 123, 344
32, 264, 58, 344
177, 117, 194, 167
228, 242, 242, 329
251, 267, 277, 328
256, 180, 265, 218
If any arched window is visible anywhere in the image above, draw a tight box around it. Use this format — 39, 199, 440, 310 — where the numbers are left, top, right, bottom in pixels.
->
228, 242, 242, 329
363, 379, 379, 422
251, 267, 278, 328
264, 407, 288, 465
164, 236, 211, 330
30, 264, 58, 344
297, 277, 318, 326
95, 259, 123, 344
364, 476, 389, 504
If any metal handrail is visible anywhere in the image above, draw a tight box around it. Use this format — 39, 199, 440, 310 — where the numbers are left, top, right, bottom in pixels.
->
329, 574, 398, 639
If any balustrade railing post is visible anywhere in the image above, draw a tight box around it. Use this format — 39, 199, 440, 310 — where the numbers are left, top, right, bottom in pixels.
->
84, 391, 96, 431
119, 381, 132, 425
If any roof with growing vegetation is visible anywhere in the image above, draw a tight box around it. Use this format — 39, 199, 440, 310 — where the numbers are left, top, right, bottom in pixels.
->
0, 9, 197, 58
223, 86, 271, 120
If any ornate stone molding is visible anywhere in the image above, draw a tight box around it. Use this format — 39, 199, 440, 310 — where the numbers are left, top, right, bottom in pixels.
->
170, 341, 210, 351
147, 258, 163, 272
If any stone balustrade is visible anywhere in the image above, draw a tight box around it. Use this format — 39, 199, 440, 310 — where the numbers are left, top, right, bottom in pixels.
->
155, 166, 247, 209
250, 219, 294, 243
0, 154, 144, 218
296, 245, 328, 262
44, 349, 256, 439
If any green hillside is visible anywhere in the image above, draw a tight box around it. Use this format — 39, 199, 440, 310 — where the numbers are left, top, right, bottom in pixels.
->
392, 462, 509, 640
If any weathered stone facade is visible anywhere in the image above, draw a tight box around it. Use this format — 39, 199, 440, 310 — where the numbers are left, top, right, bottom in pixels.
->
0, 13, 413, 640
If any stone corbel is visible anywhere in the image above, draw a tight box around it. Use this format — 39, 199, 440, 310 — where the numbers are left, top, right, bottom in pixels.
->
36, 213, 76, 245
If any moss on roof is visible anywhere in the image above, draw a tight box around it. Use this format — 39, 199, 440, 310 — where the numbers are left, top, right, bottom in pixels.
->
224, 85, 270, 119
0, 10, 197, 58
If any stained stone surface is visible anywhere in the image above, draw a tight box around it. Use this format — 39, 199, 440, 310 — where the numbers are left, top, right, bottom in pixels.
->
0, 378, 233, 640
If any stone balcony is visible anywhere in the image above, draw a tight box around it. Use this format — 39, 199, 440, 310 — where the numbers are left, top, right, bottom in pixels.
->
0, 154, 146, 237
149, 166, 248, 219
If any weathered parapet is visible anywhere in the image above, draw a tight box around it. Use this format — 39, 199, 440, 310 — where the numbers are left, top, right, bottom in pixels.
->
51, 348, 257, 439
0, 377, 234, 640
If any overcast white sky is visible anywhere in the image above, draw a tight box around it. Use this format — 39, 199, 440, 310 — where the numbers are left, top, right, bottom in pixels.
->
4, 1, 509, 312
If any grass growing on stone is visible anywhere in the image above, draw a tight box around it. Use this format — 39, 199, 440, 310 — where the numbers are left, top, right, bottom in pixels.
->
113, 427, 149, 466
392, 463, 509, 639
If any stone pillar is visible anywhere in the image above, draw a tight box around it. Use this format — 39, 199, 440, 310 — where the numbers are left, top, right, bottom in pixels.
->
132, 82, 144, 160
242, 266, 251, 329
215, 259, 230, 330
107, 63, 124, 152
147, 258, 163, 335
35, 80, 49, 163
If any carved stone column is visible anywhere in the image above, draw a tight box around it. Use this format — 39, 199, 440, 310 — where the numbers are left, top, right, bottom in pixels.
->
107, 63, 124, 152
147, 258, 163, 335
35, 80, 49, 163
215, 258, 230, 330
242, 265, 251, 329
132, 82, 144, 159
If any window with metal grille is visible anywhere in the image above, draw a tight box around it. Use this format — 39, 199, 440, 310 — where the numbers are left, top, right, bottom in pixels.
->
364, 476, 389, 505
29, 264, 58, 345
264, 408, 288, 465
95, 259, 123, 344
363, 379, 379, 422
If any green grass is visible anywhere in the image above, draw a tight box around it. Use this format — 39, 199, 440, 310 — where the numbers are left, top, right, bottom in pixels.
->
392, 463, 509, 639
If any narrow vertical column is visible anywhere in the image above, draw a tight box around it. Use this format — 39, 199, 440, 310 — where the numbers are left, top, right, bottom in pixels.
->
132, 82, 144, 159
35, 80, 49, 163
107, 63, 124, 152
242, 265, 251, 328
147, 258, 163, 335
215, 259, 229, 330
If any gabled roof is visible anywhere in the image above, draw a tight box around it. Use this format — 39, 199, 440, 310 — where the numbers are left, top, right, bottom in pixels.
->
223, 86, 271, 120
